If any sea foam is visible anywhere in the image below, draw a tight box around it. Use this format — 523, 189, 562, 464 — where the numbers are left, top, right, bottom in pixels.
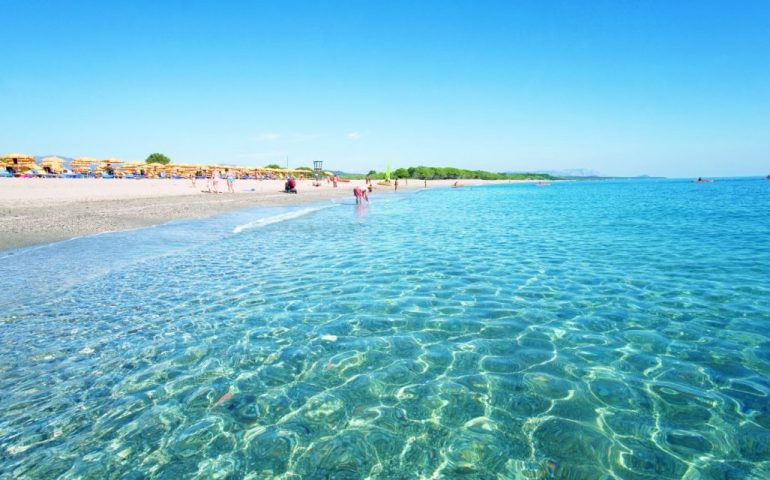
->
232, 204, 339, 234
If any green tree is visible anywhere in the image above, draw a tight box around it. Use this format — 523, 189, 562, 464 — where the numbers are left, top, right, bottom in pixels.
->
413, 166, 435, 179
393, 168, 409, 179
444, 167, 462, 179
146, 153, 170, 165
265, 163, 281, 169
367, 170, 377, 175
296, 166, 313, 171
375, 165, 557, 181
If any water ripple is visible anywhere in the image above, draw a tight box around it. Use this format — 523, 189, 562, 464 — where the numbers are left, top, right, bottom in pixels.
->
1, 178, 769, 478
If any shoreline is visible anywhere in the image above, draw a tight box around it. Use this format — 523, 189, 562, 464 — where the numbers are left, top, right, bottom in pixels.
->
0, 178, 518, 251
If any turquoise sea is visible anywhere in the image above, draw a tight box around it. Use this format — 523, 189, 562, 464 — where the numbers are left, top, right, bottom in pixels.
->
1, 178, 769, 479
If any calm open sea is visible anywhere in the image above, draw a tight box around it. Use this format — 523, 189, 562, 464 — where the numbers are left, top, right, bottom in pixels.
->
1, 178, 769, 479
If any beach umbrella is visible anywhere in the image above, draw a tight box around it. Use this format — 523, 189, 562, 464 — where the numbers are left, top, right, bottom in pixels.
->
70, 157, 98, 173
141, 162, 166, 177
41, 156, 66, 174
98, 158, 122, 174
1, 152, 34, 163
167, 163, 192, 175
116, 161, 137, 171
1, 152, 36, 173
116, 162, 147, 176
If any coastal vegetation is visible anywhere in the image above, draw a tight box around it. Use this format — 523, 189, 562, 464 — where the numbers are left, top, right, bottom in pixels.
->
264, 163, 282, 169
347, 166, 557, 181
145, 153, 171, 165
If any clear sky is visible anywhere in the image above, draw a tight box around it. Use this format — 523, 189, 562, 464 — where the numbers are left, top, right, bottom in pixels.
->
2, 0, 768, 177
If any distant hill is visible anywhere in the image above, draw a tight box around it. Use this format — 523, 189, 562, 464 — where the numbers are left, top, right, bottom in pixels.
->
511, 168, 665, 180
341, 166, 556, 181
555, 174, 666, 180
36, 155, 74, 162
535, 168, 601, 177
34, 155, 75, 169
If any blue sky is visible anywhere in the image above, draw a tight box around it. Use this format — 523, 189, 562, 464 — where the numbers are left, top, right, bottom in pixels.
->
2, 0, 768, 176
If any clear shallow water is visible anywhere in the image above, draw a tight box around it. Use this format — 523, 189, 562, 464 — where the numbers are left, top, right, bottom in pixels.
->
1, 178, 770, 479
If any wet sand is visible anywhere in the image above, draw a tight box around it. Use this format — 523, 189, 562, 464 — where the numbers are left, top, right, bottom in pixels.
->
0, 178, 501, 250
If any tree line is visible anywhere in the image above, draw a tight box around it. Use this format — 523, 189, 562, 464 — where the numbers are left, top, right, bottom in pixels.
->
350, 166, 557, 181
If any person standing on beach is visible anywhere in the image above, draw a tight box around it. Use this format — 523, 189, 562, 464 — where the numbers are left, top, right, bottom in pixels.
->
225, 168, 235, 193
211, 169, 221, 193
333, 176, 338, 188
394, 178, 399, 191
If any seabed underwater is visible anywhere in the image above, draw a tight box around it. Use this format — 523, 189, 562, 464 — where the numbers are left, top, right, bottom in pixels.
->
1, 178, 769, 479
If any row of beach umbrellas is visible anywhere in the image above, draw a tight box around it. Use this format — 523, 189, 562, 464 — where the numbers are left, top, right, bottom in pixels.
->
1, 153, 331, 178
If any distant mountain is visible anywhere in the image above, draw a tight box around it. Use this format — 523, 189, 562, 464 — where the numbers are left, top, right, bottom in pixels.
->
36, 155, 74, 161
35, 155, 75, 169
510, 168, 664, 180
535, 168, 602, 177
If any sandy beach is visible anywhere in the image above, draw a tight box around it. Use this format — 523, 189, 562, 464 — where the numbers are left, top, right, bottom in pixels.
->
0, 177, 502, 250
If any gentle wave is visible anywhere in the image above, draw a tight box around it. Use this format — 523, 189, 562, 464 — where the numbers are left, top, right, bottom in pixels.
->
232, 204, 339, 234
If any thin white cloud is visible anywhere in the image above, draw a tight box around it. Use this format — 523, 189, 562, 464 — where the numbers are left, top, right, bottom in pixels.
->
291, 133, 326, 142
256, 132, 280, 141
347, 132, 363, 140
235, 151, 287, 159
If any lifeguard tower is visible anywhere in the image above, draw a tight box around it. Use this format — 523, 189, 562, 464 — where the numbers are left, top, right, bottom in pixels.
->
313, 160, 323, 186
